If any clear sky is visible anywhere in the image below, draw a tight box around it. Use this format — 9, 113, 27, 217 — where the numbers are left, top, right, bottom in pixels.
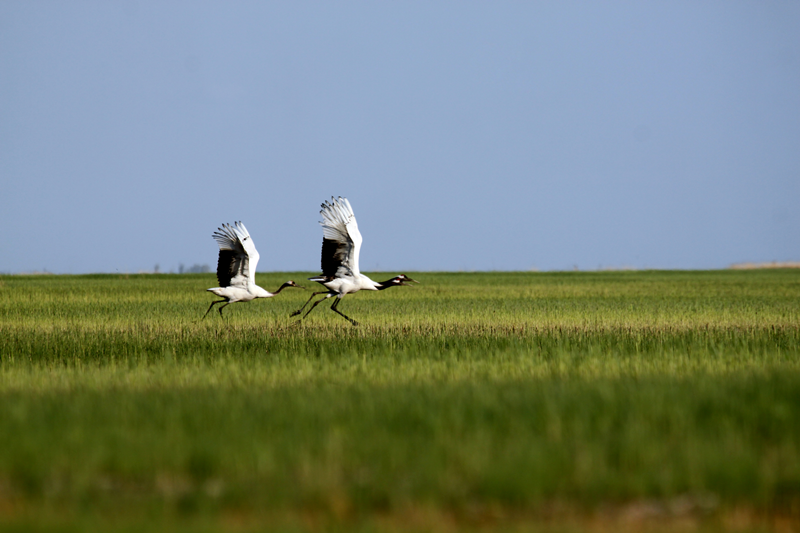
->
2, 2, 798, 274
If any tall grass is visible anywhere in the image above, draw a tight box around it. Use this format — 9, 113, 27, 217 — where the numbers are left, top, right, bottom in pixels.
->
0, 270, 799, 531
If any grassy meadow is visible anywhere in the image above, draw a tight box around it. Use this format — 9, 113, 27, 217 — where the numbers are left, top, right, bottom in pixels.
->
0, 269, 799, 532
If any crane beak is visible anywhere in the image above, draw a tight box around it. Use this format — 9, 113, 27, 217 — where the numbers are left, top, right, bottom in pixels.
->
400, 276, 419, 285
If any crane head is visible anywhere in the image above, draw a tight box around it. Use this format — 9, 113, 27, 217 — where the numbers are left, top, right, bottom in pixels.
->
272, 280, 305, 294
378, 274, 419, 289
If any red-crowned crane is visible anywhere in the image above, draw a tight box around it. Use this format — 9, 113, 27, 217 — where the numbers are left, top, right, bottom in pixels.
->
203, 221, 303, 318
290, 197, 417, 326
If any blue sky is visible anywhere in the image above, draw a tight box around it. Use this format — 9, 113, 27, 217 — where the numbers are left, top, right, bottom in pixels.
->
2, 2, 798, 273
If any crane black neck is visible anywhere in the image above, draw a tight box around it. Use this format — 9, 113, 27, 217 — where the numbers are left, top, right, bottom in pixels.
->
273, 281, 296, 294
376, 276, 404, 290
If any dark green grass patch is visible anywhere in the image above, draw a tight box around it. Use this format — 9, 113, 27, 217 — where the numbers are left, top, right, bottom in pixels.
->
0, 270, 799, 531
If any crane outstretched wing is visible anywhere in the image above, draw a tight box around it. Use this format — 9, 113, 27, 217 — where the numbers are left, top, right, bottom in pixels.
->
211, 221, 260, 289
319, 196, 362, 279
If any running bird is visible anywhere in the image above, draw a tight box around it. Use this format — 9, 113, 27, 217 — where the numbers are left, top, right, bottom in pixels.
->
290, 197, 417, 326
203, 221, 302, 318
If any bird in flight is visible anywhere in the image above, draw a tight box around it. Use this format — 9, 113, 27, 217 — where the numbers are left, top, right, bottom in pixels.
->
203, 221, 302, 318
290, 197, 417, 326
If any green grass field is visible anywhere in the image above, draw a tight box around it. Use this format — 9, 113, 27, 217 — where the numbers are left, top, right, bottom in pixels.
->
1, 270, 799, 532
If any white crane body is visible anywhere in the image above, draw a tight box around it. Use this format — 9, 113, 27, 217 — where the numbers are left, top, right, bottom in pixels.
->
207, 285, 271, 303
203, 221, 301, 318
291, 197, 417, 325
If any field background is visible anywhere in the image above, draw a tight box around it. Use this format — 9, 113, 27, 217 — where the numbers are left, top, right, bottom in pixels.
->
0, 270, 799, 532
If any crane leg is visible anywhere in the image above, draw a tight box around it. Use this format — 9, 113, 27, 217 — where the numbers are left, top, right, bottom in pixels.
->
330, 298, 358, 326
203, 299, 229, 319
290, 291, 329, 317
301, 294, 332, 319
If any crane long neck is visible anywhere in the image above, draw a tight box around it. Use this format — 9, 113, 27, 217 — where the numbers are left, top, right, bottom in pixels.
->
272, 282, 295, 294
376, 277, 401, 290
